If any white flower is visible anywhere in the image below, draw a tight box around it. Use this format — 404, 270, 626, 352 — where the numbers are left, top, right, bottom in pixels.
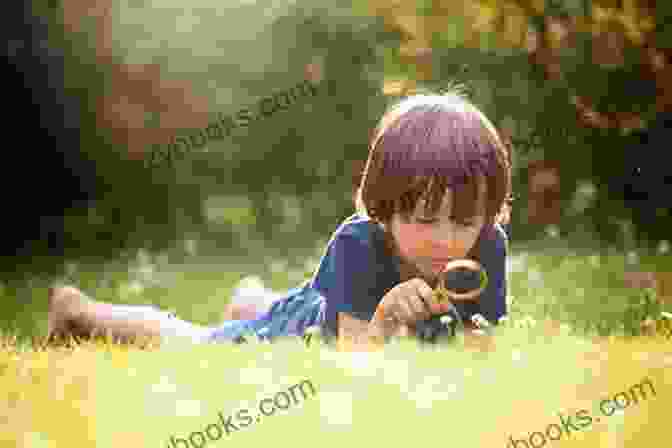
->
471, 314, 491, 328
306, 325, 321, 334
440, 315, 454, 326
184, 239, 197, 256
545, 224, 560, 238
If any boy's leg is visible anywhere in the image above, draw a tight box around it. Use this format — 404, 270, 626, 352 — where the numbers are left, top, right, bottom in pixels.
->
47, 285, 212, 345
220, 303, 265, 321
220, 275, 282, 321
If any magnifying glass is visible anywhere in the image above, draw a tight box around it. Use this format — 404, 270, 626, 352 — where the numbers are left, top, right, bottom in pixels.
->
435, 258, 488, 302
415, 258, 489, 343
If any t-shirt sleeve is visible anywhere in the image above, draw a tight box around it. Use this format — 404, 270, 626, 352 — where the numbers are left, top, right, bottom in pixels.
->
479, 224, 508, 323
311, 232, 385, 337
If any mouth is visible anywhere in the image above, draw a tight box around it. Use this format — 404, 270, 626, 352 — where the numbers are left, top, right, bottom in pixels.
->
430, 259, 455, 272
431, 258, 455, 265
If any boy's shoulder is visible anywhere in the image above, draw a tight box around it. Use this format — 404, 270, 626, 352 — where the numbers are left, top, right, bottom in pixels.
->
494, 222, 509, 254
309, 213, 392, 292
479, 222, 509, 263
327, 213, 383, 246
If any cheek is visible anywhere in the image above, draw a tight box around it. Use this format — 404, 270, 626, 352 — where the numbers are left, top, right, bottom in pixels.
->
394, 224, 433, 257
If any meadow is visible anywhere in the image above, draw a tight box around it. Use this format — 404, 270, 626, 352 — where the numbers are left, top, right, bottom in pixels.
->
0, 238, 670, 448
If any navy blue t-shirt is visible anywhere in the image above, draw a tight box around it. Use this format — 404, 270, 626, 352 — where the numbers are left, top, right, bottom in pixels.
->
310, 214, 509, 338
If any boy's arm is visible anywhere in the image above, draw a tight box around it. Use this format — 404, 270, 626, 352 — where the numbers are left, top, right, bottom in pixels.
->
336, 310, 408, 352
472, 223, 509, 324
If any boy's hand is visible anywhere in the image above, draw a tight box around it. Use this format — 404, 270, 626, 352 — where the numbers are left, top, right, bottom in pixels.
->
374, 278, 452, 327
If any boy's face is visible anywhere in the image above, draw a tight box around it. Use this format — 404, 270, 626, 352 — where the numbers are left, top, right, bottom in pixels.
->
386, 177, 487, 280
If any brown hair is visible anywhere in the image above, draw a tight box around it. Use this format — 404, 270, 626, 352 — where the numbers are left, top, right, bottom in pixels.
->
354, 89, 512, 280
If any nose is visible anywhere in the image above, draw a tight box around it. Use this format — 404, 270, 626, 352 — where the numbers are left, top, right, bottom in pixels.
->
429, 238, 466, 256
427, 228, 468, 256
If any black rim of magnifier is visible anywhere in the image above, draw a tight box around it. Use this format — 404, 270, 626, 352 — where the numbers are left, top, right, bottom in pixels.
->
436, 259, 489, 336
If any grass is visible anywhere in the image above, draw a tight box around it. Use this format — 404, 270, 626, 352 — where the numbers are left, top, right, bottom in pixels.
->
0, 238, 671, 448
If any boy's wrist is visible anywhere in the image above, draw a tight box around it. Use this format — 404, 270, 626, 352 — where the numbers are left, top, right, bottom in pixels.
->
368, 305, 399, 340
334, 307, 389, 351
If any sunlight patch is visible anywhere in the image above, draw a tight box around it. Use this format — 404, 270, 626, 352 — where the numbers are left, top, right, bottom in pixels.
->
381, 359, 410, 389
318, 391, 353, 428
175, 399, 203, 418
408, 374, 456, 410
151, 375, 178, 394
237, 367, 274, 386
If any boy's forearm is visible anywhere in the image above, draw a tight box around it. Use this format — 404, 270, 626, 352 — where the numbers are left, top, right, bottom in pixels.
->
336, 310, 385, 351
335, 308, 402, 352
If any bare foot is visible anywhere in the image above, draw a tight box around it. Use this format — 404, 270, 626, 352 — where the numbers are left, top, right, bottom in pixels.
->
46, 285, 93, 343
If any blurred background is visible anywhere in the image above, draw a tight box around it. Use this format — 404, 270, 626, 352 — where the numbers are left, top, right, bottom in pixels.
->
2, 0, 670, 339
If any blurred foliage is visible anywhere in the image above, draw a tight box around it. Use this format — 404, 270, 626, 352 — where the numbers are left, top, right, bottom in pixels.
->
26, 0, 670, 267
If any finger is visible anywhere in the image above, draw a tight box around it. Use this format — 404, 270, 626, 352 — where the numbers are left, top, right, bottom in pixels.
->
381, 303, 401, 326
413, 278, 442, 314
397, 298, 415, 323
395, 322, 410, 338
414, 278, 435, 303
406, 293, 431, 321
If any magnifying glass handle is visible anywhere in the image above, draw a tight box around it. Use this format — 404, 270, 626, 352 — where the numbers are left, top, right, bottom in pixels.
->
415, 259, 489, 343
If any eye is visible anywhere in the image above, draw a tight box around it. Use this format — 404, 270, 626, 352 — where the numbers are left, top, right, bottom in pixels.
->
415, 217, 438, 224
450, 216, 476, 227
415, 216, 475, 227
